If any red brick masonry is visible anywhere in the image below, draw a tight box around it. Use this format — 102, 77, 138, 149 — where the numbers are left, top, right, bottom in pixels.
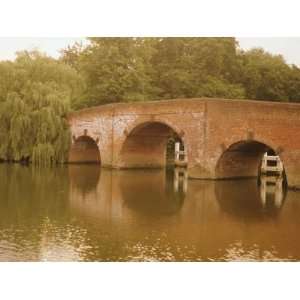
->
68, 98, 300, 188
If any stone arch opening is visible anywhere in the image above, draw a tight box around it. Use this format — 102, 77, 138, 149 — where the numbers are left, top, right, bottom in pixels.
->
69, 136, 101, 164
216, 140, 287, 184
119, 122, 184, 169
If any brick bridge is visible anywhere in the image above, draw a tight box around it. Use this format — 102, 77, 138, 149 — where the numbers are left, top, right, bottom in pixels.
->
67, 98, 300, 189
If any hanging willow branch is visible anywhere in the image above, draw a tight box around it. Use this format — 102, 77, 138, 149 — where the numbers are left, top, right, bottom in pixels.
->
0, 51, 81, 165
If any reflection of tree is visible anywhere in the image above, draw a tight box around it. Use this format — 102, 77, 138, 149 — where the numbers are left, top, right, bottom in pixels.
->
0, 164, 71, 261
0, 164, 70, 225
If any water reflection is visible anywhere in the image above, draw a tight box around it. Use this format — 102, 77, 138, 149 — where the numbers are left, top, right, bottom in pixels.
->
173, 167, 188, 193
69, 165, 101, 196
259, 175, 286, 209
121, 169, 185, 216
0, 164, 77, 261
0, 163, 300, 261
215, 177, 286, 221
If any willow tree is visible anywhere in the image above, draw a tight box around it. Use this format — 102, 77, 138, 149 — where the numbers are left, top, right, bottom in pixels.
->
0, 50, 84, 165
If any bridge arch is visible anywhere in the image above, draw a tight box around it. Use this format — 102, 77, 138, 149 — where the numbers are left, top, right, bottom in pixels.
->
69, 135, 101, 164
118, 120, 185, 169
215, 139, 287, 183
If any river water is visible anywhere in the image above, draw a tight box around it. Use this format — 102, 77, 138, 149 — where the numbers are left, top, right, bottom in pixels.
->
0, 163, 300, 261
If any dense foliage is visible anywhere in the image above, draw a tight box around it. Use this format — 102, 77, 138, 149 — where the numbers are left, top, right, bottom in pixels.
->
0, 51, 83, 164
61, 37, 300, 109
1, 38, 300, 164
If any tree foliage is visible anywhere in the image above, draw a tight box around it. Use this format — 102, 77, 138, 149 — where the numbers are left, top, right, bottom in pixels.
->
238, 48, 292, 101
62, 38, 158, 107
0, 51, 83, 164
61, 37, 300, 108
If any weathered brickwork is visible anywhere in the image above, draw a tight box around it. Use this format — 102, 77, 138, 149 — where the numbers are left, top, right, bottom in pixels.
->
67, 98, 300, 188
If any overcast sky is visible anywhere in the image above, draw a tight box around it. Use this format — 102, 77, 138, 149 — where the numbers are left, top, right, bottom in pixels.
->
1, 37, 300, 66
0, 38, 87, 61
238, 37, 300, 66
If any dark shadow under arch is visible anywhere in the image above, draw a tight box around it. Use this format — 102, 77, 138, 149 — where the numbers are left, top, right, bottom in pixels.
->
216, 140, 286, 182
119, 121, 184, 169
69, 135, 101, 164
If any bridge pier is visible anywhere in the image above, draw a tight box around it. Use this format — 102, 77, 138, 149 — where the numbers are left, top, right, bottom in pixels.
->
188, 164, 216, 180
280, 151, 300, 189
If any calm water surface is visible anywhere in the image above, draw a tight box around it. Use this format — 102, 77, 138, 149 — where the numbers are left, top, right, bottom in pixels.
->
0, 164, 300, 261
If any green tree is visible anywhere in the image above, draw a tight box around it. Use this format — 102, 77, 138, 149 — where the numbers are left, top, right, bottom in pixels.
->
61, 37, 247, 104
149, 37, 245, 99
237, 48, 291, 101
61, 38, 157, 108
0, 50, 83, 164
285, 64, 300, 102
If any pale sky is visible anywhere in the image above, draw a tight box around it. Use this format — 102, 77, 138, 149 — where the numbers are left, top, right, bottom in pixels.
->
0, 38, 88, 60
1, 37, 300, 66
238, 37, 300, 66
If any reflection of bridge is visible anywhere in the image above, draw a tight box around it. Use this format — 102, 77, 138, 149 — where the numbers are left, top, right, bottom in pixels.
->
68, 98, 300, 189
68, 166, 285, 222
68, 166, 296, 260
260, 176, 285, 208
69, 167, 186, 218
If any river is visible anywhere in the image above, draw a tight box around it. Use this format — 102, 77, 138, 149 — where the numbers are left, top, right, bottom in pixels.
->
0, 164, 299, 261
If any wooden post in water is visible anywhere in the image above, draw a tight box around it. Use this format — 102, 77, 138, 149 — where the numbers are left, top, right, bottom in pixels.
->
274, 177, 283, 208
260, 176, 267, 207
261, 153, 283, 176
174, 167, 188, 193
174, 167, 179, 192
174, 142, 187, 167
260, 175, 283, 208
175, 142, 180, 163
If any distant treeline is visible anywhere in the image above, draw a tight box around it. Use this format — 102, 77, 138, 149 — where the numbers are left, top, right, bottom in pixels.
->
1, 37, 300, 164
62, 37, 300, 107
